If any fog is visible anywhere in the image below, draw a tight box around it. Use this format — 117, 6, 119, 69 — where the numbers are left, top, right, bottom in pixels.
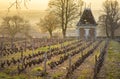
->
0, 10, 103, 37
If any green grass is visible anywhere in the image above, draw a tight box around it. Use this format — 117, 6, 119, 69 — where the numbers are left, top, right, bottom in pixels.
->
0, 72, 27, 79
32, 67, 43, 72
106, 41, 120, 79
99, 40, 120, 79
52, 72, 64, 79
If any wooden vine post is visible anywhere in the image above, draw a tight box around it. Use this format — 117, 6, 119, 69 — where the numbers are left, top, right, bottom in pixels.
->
94, 55, 98, 79
68, 54, 72, 78
25, 38, 27, 52
49, 44, 51, 54
32, 38, 35, 54
44, 52, 47, 75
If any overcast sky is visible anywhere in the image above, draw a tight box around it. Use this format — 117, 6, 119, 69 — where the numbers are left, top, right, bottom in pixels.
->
0, 0, 119, 10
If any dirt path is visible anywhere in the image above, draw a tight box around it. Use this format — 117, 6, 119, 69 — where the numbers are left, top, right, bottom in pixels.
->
71, 41, 104, 79
47, 41, 97, 79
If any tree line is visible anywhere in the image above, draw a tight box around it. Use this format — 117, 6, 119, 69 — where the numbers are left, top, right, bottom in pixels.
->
38, 0, 83, 38
0, 0, 83, 39
98, 0, 120, 39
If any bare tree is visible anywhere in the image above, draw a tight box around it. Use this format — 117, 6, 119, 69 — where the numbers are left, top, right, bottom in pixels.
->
37, 13, 59, 38
101, 0, 120, 39
98, 15, 111, 38
0, 15, 31, 48
48, 0, 83, 38
8, 0, 30, 12
22, 20, 31, 38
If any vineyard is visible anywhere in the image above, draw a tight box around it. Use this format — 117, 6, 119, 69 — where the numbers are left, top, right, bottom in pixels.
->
0, 38, 120, 79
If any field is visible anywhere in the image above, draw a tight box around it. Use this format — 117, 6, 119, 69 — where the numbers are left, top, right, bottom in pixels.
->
0, 38, 119, 79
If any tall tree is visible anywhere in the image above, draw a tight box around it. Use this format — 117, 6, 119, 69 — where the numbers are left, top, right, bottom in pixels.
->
48, 0, 83, 38
98, 15, 111, 38
37, 13, 59, 38
101, 0, 120, 39
0, 15, 31, 48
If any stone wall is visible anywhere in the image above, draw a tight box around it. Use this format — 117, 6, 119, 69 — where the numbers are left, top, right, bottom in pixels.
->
79, 28, 96, 40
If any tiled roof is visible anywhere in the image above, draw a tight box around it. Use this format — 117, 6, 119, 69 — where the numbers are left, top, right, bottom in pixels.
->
77, 8, 97, 26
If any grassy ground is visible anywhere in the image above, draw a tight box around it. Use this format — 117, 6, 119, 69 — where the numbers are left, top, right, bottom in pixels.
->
98, 40, 120, 79
0, 72, 26, 79
0, 40, 120, 79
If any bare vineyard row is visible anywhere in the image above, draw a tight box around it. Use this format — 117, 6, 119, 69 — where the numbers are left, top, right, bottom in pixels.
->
0, 39, 109, 79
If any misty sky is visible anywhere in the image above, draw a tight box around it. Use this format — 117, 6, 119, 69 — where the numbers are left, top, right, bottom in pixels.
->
0, 0, 118, 10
